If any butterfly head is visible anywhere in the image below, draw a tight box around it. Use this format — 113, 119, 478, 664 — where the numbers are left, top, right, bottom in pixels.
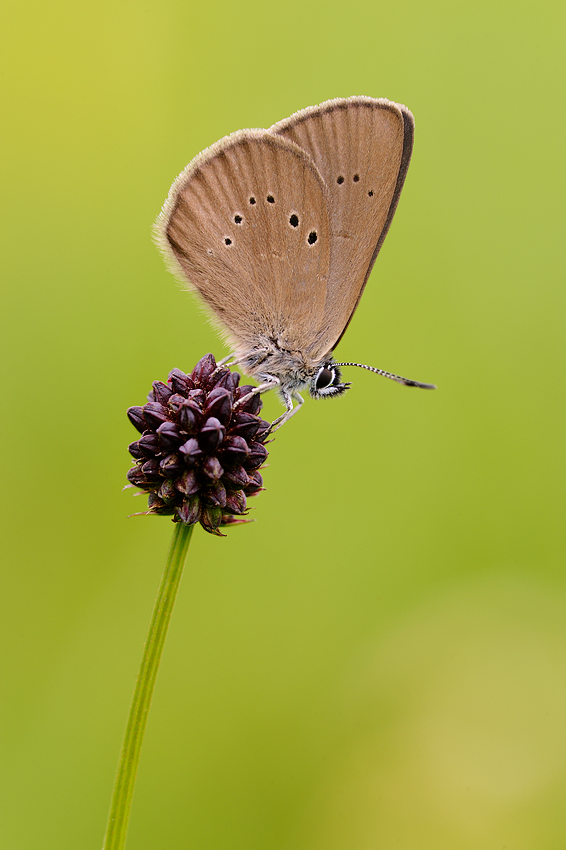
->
309, 361, 351, 399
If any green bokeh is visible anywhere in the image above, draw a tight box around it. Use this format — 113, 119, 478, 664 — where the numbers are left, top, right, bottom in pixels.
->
1, 1, 565, 848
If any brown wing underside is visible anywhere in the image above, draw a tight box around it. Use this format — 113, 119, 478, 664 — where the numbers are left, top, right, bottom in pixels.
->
271, 97, 414, 359
156, 130, 331, 358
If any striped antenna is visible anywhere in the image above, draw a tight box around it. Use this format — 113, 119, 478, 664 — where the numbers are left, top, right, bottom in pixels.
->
333, 362, 436, 390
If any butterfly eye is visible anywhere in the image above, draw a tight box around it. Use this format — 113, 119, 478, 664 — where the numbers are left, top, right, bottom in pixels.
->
310, 363, 350, 400
315, 367, 334, 389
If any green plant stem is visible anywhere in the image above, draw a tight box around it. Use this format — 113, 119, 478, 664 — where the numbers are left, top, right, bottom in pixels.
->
102, 522, 194, 850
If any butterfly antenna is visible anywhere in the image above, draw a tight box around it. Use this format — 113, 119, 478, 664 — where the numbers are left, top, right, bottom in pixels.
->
334, 362, 436, 390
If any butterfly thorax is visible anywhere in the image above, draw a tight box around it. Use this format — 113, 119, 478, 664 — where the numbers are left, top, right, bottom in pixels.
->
238, 342, 322, 393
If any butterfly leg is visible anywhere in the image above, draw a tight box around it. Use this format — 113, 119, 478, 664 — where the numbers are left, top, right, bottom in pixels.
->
235, 377, 281, 411
217, 348, 272, 368
269, 391, 304, 432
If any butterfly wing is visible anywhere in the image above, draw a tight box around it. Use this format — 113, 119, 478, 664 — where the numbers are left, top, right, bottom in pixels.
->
155, 130, 331, 361
271, 97, 414, 360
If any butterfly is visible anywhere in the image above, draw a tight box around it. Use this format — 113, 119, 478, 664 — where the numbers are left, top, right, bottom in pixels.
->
155, 96, 435, 429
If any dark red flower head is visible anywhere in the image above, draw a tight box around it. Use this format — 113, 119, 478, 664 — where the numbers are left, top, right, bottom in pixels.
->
126, 354, 270, 536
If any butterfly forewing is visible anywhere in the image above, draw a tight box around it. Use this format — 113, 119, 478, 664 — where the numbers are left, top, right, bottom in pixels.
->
271, 97, 414, 359
156, 130, 331, 359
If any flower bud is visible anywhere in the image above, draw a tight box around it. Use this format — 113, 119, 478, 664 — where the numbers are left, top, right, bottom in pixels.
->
179, 438, 203, 465
159, 453, 184, 476
200, 505, 224, 535
201, 456, 224, 482
191, 354, 216, 384
222, 464, 249, 490
203, 480, 227, 508
152, 381, 173, 406
127, 406, 146, 433
142, 402, 168, 430
168, 368, 195, 395
199, 417, 226, 452
175, 468, 200, 496
157, 479, 176, 504
176, 495, 201, 525
138, 433, 160, 455
177, 400, 202, 434
148, 492, 171, 513
141, 458, 162, 480
225, 490, 246, 514
127, 465, 151, 488
187, 389, 206, 406
230, 412, 261, 440
219, 435, 249, 465
245, 441, 268, 470
166, 393, 187, 414
204, 387, 233, 425
157, 421, 182, 451
128, 441, 146, 460
244, 470, 263, 494
212, 369, 240, 392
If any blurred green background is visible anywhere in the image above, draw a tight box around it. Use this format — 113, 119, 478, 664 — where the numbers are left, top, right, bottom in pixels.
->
2, 0, 565, 848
